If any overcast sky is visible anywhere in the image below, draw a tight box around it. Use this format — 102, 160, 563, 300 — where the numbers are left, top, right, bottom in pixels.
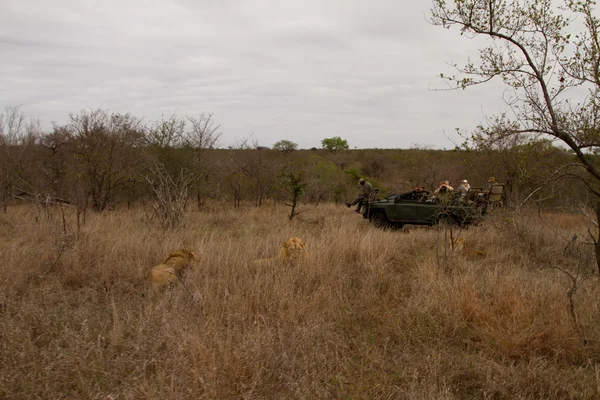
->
1, 0, 510, 149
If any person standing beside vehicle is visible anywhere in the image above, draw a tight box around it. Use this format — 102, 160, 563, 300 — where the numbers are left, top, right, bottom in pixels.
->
346, 178, 373, 213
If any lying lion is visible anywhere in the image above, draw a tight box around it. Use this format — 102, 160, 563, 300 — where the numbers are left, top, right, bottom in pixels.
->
449, 237, 486, 260
147, 248, 196, 288
253, 237, 307, 265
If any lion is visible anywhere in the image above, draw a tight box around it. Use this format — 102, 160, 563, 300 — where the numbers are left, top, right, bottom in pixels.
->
449, 237, 487, 260
279, 237, 307, 261
253, 237, 307, 265
147, 248, 196, 288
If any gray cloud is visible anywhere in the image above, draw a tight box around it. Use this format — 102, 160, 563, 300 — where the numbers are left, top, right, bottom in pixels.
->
1, 0, 509, 149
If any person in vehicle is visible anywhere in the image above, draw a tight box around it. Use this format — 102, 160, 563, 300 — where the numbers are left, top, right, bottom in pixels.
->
398, 186, 428, 201
435, 180, 454, 193
458, 179, 471, 198
478, 176, 497, 200
346, 178, 373, 213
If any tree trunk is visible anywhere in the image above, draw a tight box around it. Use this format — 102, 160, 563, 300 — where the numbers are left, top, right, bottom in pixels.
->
595, 204, 600, 275
2, 184, 8, 213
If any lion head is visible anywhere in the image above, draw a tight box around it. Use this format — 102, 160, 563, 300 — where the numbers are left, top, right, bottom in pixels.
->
279, 237, 307, 261
147, 248, 196, 288
449, 236, 465, 251
164, 248, 196, 273
448, 237, 486, 259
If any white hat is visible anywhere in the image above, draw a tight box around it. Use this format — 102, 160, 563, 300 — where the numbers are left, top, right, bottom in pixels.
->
462, 179, 468, 183
359, 178, 365, 183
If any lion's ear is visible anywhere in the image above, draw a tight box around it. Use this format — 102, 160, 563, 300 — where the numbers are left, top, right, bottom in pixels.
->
282, 241, 288, 248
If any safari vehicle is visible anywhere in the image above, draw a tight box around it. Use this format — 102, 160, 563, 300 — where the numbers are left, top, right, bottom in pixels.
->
362, 184, 504, 229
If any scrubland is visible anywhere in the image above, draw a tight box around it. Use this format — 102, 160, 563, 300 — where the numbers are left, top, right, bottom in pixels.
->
1, 203, 600, 399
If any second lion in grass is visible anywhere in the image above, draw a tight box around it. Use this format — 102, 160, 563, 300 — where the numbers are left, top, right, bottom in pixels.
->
449, 237, 487, 260
253, 237, 307, 265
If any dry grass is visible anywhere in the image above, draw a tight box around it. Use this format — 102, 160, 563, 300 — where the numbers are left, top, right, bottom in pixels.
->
1, 203, 600, 399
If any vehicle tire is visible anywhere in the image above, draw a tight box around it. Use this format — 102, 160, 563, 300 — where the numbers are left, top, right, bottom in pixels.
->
370, 212, 390, 229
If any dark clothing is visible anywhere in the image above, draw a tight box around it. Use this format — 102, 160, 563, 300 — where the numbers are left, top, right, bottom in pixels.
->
361, 181, 373, 197
398, 189, 429, 201
351, 196, 364, 206
351, 181, 374, 212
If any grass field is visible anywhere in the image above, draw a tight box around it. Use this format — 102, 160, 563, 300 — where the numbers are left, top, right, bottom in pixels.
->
1, 203, 600, 399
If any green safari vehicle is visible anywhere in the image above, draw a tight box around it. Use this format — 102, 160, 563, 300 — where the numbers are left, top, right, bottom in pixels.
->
361, 184, 504, 229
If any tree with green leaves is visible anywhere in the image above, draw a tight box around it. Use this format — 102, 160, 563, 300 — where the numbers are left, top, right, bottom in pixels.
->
272, 139, 298, 155
430, 0, 600, 271
321, 136, 349, 153
280, 169, 307, 220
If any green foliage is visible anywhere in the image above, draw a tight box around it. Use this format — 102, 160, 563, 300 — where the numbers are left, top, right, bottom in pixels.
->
321, 136, 349, 153
281, 170, 307, 197
5, 102, 592, 214
302, 158, 349, 204
272, 140, 298, 154
343, 167, 388, 196
430, 0, 600, 201
344, 167, 362, 182
148, 113, 185, 148
280, 168, 307, 220
314, 159, 339, 178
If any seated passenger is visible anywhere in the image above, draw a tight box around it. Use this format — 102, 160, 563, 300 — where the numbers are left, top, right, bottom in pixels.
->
458, 179, 471, 198
435, 180, 454, 193
477, 176, 497, 199
398, 186, 428, 201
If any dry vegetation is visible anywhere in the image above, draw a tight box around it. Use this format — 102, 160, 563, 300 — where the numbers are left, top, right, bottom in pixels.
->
1, 203, 600, 399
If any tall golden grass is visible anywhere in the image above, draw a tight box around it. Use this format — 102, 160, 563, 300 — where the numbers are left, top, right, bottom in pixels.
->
1, 203, 599, 399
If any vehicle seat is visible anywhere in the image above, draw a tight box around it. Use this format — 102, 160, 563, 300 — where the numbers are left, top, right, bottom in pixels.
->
368, 188, 379, 202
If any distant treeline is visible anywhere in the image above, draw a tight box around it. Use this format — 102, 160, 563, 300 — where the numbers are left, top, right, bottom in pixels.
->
0, 107, 591, 213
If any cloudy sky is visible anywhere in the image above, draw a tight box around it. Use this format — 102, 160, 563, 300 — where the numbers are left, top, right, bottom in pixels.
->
1, 0, 509, 149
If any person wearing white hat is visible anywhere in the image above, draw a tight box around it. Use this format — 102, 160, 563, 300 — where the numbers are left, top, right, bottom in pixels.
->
459, 179, 471, 198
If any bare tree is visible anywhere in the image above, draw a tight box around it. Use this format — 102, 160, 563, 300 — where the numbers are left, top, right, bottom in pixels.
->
66, 109, 145, 212
430, 0, 600, 271
39, 124, 71, 202
147, 113, 185, 148
184, 113, 221, 209
231, 135, 280, 206
224, 160, 246, 208
146, 163, 198, 229
0, 106, 40, 213
184, 113, 221, 149
403, 145, 442, 192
